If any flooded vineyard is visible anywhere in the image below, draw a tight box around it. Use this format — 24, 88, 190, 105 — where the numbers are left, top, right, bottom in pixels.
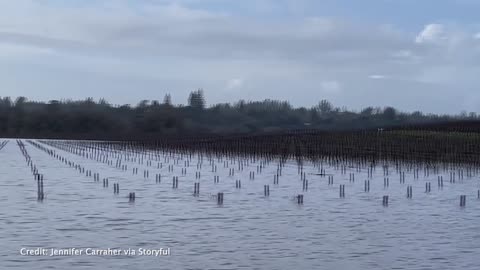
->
1, 134, 480, 270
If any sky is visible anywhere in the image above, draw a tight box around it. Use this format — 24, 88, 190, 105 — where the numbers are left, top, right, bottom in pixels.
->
1, 0, 480, 114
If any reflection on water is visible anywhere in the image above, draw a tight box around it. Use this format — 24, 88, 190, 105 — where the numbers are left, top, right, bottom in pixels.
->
1, 139, 480, 270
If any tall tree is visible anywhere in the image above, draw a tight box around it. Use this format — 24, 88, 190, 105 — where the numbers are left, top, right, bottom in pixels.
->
188, 89, 205, 110
163, 94, 172, 106
317, 99, 333, 114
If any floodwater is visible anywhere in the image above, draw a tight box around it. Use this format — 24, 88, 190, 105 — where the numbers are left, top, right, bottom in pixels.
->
1, 139, 480, 270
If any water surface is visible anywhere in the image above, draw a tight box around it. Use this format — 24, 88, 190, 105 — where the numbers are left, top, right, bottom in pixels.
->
1, 139, 479, 270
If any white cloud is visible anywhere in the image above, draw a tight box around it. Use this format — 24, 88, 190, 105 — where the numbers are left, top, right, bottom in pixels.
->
226, 78, 244, 90
415, 24, 446, 44
368, 75, 387, 80
0, 42, 54, 57
392, 50, 412, 58
320, 81, 341, 93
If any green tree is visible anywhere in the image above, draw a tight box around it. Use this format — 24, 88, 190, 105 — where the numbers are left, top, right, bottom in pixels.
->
383, 107, 397, 121
317, 99, 333, 114
361, 107, 374, 115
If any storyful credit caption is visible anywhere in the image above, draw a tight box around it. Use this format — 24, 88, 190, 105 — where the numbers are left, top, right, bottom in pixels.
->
20, 247, 171, 257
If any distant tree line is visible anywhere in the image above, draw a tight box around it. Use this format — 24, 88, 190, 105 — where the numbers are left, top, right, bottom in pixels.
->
0, 90, 477, 140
